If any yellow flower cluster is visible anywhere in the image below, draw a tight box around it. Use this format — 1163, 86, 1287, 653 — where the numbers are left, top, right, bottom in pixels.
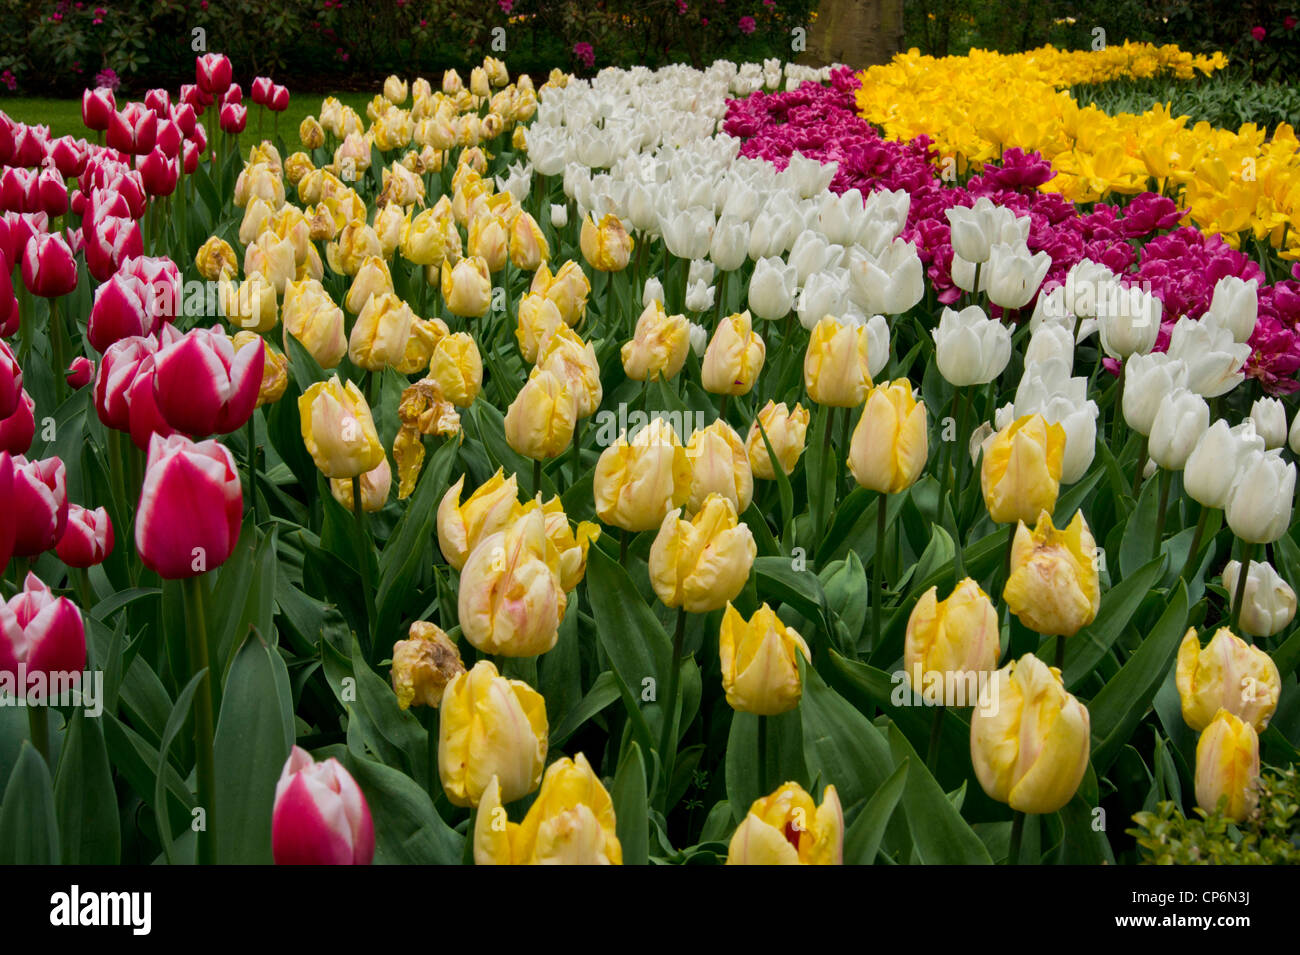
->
855, 44, 1300, 258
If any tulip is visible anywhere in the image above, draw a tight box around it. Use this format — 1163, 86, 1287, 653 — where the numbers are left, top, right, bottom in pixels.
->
848, 239, 924, 315
621, 301, 690, 382
748, 256, 798, 320
579, 213, 633, 272
343, 292, 411, 372
10, 456, 68, 558
1206, 276, 1258, 344
1183, 420, 1262, 511
271, 746, 374, 865
195, 53, 232, 96
329, 456, 393, 514
516, 496, 600, 593
82, 88, 116, 131
1176, 627, 1281, 731
746, 400, 809, 479
684, 419, 752, 515
509, 211, 549, 271
984, 242, 1051, 310
440, 256, 492, 318
298, 376, 386, 479
904, 578, 1000, 706
1225, 450, 1294, 544
980, 414, 1065, 525
219, 103, 247, 135
21, 232, 77, 298
1194, 710, 1259, 822
458, 508, 567, 656
849, 379, 928, 494
66, 357, 95, 391
1096, 286, 1161, 360
151, 327, 263, 438
702, 311, 765, 397
1223, 560, 1297, 639
933, 306, 1011, 386
1165, 314, 1249, 398
390, 620, 465, 710
1250, 397, 1287, 450
649, 494, 756, 614
196, 235, 239, 281
803, 317, 872, 408
504, 369, 577, 461
0, 391, 34, 456
282, 279, 348, 369
534, 325, 601, 418
726, 782, 842, 865
1003, 510, 1100, 638
945, 198, 1028, 264
428, 332, 482, 407
135, 434, 241, 578
219, 274, 278, 335
531, 260, 590, 327
594, 417, 693, 532
107, 104, 157, 155
970, 653, 1090, 814
437, 469, 520, 571
343, 256, 394, 315
1121, 352, 1187, 436
0, 573, 85, 684
56, 504, 113, 569
718, 602, 810, 716
0, 342, 21, 421
87, 273, 154, 353
474, 753, 622, 865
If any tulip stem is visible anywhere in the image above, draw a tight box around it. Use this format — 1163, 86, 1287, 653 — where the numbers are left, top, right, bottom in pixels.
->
757, 714, 769, 794
49, 297, 67, 404
656, 607, 688, 812
1152, 467, 1172, 560
872, 493, 887, 650
532, 457, 542, 498
1132, 435, 1148, 499
1109, 363, 1126, 449
1180, 504, 1211, 582
1007, 811, 1025, 865
620, 530, 629, 565
1230, 540, 1255, 634
925, 707, 943, 775
352, 477, 376, 647
28, 707, 49, 768
77, 567, 94, 612
183, 574, 217, 866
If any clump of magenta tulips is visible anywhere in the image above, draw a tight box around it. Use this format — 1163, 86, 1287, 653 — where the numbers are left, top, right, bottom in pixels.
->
0, 43, 1296, 867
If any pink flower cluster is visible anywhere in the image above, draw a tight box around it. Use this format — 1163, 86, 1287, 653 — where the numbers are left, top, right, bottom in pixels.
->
724, 68, 1300, 394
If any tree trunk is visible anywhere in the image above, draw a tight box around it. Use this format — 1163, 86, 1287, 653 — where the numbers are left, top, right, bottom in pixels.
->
798, 0, 905, 69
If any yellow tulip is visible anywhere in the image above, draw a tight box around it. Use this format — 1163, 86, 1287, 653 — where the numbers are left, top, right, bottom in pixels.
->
243, 232, 296, 295
685, 419, 753, 516
348, 292, 414, 371
468, 213, 509, 273
284, 151, 315, 187
1003, 509, 1100, 638
726, 783, 842, 865
401, 203, 457, 267
649, 494, 756, 613
535, 325, 602, 419
474, 753, 622, 865
702, 310, 766, 396
719, 602, 811, 715
390, 620, 465, 710
196, 235, 239, 281
621, 301, 690, 382
1176, 628, 1281, 732
438, 660, 547, 808
594, 417, 693, 532
344, 255, 394, 314
298, 375, 386, 479
509, 211, 549, 271
393, 316, 449, 376
579, 213, 633, 272
981, 413, 1066, 525
504, 369, 577, 460
848, 379, 928, 493
515, 495, 601, 592
531, 260, 590, 327
298, 115, 324, 150
746, 400, 810, 479
970, 653, 1091, 814
427, 332, 482, 407
329, 456, 392, 513
804, 317, 872, 407
231, 331, 288, 408
1194, 709, 1260, 822
904, 578, 1000, 706
437, 469, 520, 571
515, 293, 566, 364
372, 202, 407, 257
441, 256, 493, 318
281, 278, 348, 368
220, 274, 278, 334
457, 507, 567, 656
326, 220, 383, 276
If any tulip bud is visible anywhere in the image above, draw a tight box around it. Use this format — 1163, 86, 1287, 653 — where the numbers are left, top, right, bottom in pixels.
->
22, 232, 77, 298
0, 572, 85, 686
746, 400, 809, 479
1194, 710, 1259, 822
508, 211, 549, 272
272, 746, 374, 865
1122, 352, 1188, 436
848, 379, 928, 494
152, 326, 263, 437
440, 256, 492, 318
458, 508, 567, 656
11, 456, 68, 558
344, 256, 394, 315
904, 578, 1000, 705
1250, 397, 1287, 450
1225, 449, 1295, 543
534, 325, 601, 418
984, 242, 1050, 310
329, 456, 392, 513
427, 332, 482, 407
933, 306, 1011, 386
579, 213, 633, 272
594, 417, 693, 532
298, 375, 385, 479
1004, 509, 1100, 638
283, 279, 348, 368
1184, 420, 1264, 510
196, 235, 239, 281
748, 256, 798, 320
649, 494, 756, 614
970, 653, 1090, 814
391, 621, 465, 710
980, 413, 1065, 525
531, 260, 590, 327
1166, 314, 1249, 398
804, 317, 872, 407
1222, 560, 1297, 638
474, 752, 622, 865
685, 420, 752, 516
136, 434, 241, 578
702, 311, 765, 397
437, 469, 520, 571
726, 782, 842, 865
347, 292, 413, 372
56, 504, 114, 568
1176, 627, 1281, 731
719, 602, 810, 715
504, 369, 577, 461
621, 301, 690, 382
0, 390, 35, 456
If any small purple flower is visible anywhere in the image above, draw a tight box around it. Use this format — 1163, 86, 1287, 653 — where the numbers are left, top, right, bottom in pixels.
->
738, 15, 756, 33
573, 42, 595, 69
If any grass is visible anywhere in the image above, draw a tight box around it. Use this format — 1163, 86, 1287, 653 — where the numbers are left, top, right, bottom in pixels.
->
0, 91, 378, 143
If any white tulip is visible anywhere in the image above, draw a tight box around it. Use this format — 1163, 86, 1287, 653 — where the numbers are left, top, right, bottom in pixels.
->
1061, 260, 1117, 319
1223, 559, 1297, 638
685, 280, 715, 313
788, 230, 844, 285
984, 242, 1051, 310
1225, 449, 1295, 543
1290, 408, 1300, 456
1029, 283, 1073, 331
1166, 314, 1250, 398
932, 306, 1011, 386
1205, 275, 1259, 344
796, 270, 849, 330
688, 322, 709, 358
659, 206, 715, 260
709, 215, 750, 272
782, 151, 836, 199
818, 188, 868, 245
1250, 397, 1288, 450
1096, 285, 1161, 360
550, 203, 569, 229
944, 197, 1028, 264
847, 239, 924, 315
861, 313, 891, 379
688, 259, 716, 288
1122, 352, 1188, 436
747, 256, 798, 320
1023, 324, 1075, 374
1034, 391, 1099, 484
1184, 420, 1266, 509
1147, 388, 1209, 470
643, 276, 665, 307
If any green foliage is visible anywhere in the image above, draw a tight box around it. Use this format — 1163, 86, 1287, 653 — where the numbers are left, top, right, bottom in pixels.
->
1129, 764, 1300, 864
1073, 70, 1300, 134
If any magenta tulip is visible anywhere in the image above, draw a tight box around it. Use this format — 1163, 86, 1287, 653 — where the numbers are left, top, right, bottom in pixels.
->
153, 119, 184, 160
143, 88, 172, 118
120, 255, 181, 324
88, 272, 152, 352
3, 210, 48, 264
106, 103, 158, 156
21, 232, 77, 298
46, 137, 88, 177
0, 340, 21, 419
0, 390, 34, 455
56, 504, 114, 568
0, 167, 33, 213
84, 216, 143, 284
271, 746, 375, 865
10, 455, 68, 558
0, 573, 85, 688
136, 149, 179, 197
9, 124, 49, 168
35, 168, 68, 217
268, 86, 290, 113
135, 433, 242, 579
126, 356, 176, 450
66, 356, 95, 390
152, 327, 263, 437
0, 452, 13, 574
219, 103, 247, 135
171, 102, 197, 137
251, 77, 273, 106
195, 53, 233, 96
82, 88, 117, 132
0, 265, 17, 337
